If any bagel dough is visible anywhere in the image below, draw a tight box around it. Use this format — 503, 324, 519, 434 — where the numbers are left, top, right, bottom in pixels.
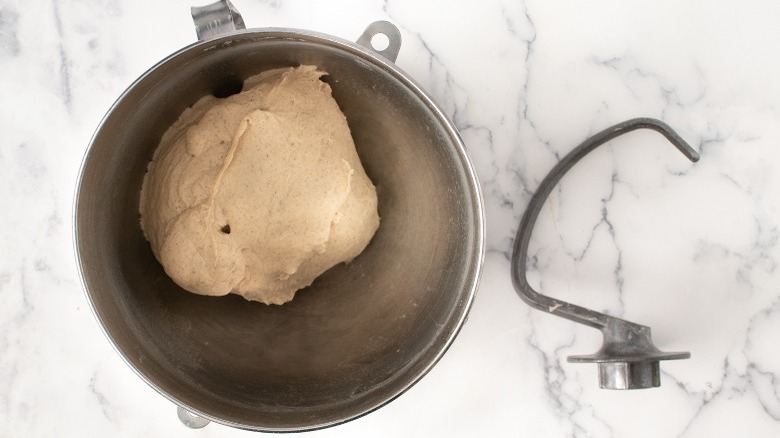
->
139, 66, 379, 304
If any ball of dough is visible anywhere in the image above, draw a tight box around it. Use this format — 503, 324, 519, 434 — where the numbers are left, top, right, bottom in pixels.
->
139, 66, 379, 304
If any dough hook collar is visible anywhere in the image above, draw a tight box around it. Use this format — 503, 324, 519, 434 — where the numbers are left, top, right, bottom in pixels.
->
511, 118, 697, 390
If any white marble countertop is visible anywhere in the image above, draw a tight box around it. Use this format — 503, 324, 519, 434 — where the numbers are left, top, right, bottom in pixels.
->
3, 0, 780, 436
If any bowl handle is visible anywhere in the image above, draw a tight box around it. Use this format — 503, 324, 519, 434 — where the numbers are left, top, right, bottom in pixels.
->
191, 0, 246, 41
356, 21, 402, 63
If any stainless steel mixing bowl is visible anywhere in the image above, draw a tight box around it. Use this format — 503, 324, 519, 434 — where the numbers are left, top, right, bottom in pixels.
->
75, 13, 484, 432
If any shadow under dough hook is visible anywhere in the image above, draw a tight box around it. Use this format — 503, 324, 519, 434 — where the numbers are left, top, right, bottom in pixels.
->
511, 118, 698, 389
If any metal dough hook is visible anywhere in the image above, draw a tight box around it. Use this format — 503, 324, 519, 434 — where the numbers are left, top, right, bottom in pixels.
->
511, 118, 698, 389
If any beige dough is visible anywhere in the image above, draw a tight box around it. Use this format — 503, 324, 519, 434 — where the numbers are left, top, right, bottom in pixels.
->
139, 66, 379, 304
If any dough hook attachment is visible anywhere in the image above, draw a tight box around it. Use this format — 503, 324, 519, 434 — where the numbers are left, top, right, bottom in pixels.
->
511, 118, 697, 389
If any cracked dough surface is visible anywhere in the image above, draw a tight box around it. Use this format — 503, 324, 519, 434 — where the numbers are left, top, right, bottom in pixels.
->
139, 66, 379, 304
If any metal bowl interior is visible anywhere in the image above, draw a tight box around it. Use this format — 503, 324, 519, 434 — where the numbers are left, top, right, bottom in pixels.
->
75, 29, 483, 432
